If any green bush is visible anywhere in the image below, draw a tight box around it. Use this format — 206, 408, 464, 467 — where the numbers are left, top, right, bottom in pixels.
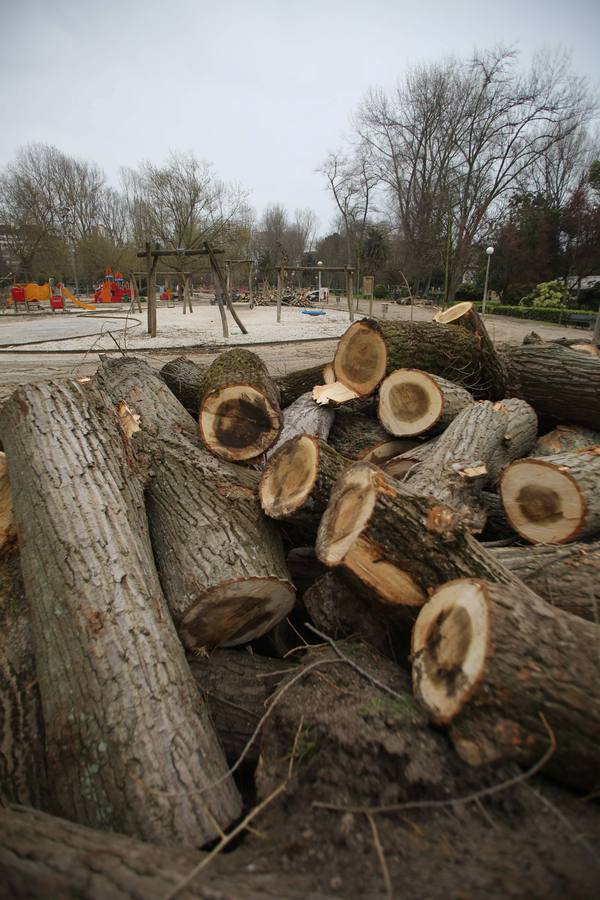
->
455, 283, 479, 301
374, 284, 388, 299
484, 305, 594, 324
521, 281, 569, 309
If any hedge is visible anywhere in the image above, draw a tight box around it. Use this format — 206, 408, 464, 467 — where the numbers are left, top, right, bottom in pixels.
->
479, 305, 595, 324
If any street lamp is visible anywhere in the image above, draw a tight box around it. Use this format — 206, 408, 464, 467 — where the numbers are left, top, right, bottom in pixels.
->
482, 246, 494, 316
317, 260, 323, 300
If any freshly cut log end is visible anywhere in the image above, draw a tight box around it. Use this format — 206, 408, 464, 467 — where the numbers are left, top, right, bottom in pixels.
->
378, 369, 444, 436
200, 384, 282, 461
322, 362, 335, 384
316, 464, 425, 606
260, 434, 319, 519
180, 577, 296, 649
412, 580, 490, 725
333, 319, 387, 396
312, 381, 359, 406
432, 301, 474, 325
500, 458, 587, 544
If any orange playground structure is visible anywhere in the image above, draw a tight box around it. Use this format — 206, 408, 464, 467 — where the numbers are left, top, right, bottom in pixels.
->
9, 283, 95, 311
94, 268, 130, 304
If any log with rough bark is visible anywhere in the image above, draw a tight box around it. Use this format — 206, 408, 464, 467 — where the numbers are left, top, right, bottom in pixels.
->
490, 541, 600, 621
276, 362, 334, 407
401, 401, 527, 531
198, 348, 283, 461
316, 462, 537, 610
189, 650, 295, 766
378, 369, 473, 437
160, 355, 207, 418
500, 449, 600, 544
532, 424, 600, 457
479, 491, 517, 541
259, 435, 349, 545
0, 380, 241, 846
433, 301, 508, 399
412, 578, 600, 792
327, 408, 416, 462
0, 454, 15, 552
96, 358, 295, 649
332, 318, 496, 399
266, 392, 334, 459
0, 804, 327, 900
0, 552, 46, 808
502, 343, 600, 429
383, 437, 439, 480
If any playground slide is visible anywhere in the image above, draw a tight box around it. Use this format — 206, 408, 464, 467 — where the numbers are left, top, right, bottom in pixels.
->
62, 286, 96, 311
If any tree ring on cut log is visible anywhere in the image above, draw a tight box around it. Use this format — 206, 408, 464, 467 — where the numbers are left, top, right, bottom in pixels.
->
259, 434, 319, 518
179, 577, 296, 649
500, 459, 584, 544
378, 369, 443, 436
432, 301, 473, 324
200, 384, 281, 461
316, 465, 425, 606
333, 321, 387, 396
412, 580, 490, 724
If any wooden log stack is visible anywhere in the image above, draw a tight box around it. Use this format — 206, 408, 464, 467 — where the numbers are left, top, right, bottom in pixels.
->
1, 301, 600, 897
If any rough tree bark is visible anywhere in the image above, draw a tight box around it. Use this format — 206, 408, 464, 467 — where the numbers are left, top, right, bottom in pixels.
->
433, 301, 508, 399
531, 425, 600, 457
197, 349, 283, 461
0, 552, 46, 808
160, 355, 207, 418
333, 319, 498, 399
502, 343, 600, 429
327, 409, 415, 462
96, 358, 295, 649
490, 541, 600, 621
266, 392, 334, 459
500, 449, 600, 544
412, 578, 600, 793
0, 380, 241, 846
378, 369, 473, 437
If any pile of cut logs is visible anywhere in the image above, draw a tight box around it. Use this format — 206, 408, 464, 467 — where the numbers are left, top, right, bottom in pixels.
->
1, 300, 599, 895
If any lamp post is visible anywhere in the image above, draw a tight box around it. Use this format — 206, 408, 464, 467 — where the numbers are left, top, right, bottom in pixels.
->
482, 246, 494, 316
317, 260, 323, 301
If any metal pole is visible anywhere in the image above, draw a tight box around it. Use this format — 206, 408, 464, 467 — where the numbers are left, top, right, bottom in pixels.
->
482, 254, 492, 316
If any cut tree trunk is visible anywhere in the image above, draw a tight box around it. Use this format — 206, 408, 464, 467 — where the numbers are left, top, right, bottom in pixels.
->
383, 438, 439, 480
327, 409, 416, 462
532, 425, 600, 457
266, 392, 334, 459
332, 319, 496, 399
189, 650, 295, 766
433, 301, 508, 399
0, 804, 324, 900
316, 462, 539, 611
412, 578, 600, 793
402, 401, 521, 531
486, 398, 538, 484
259, 435, 349, 545
502, 343, 600, 429
490, 541, 600, 621
500, 449, 600, 544
0, 552, 46, 808
160, 355, 207, 418
97, 357, 295, 649
378, 369, 472, 437
0, 380, 241, 846
198, 349, 283, 461
479, 491, 516, 542
0, 454, 15, 552
275, 362, 334, 408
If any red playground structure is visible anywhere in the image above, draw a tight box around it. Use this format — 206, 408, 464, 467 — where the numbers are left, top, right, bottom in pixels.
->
94, 268, 130, 304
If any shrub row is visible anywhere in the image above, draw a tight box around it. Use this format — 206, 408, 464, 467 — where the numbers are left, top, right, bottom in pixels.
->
477, 305, 595, 324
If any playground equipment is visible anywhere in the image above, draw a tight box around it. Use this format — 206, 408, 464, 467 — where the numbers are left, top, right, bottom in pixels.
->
94, 268, 130, 304
9, 282, 95, 312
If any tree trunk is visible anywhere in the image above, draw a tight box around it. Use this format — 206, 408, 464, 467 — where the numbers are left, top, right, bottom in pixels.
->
266, 392, 334, 459
383, 437, 439, 480
502, 343, 600, 429
403, 401, 530, 531
0, 380, 241, 846
198, 349, 283, 462
486, 398, 538, 484
333, 319, 497, 399
500, 450, 600, 544
316, 462, 538, 612
160, 355, 207, 418
412, 578, 600, 793
0, 552, 47, 808
96, 358, 295, 650
378, 370, 473, 437
189, 650, 295, 766
0, 804, 323, 900
433, 302, 508, 399
275, 363, 335, 408
490, 541, 600, 621
532, 425, 600, 457
260, 435, 349, 546
327, 409, 416, 462
479, 491, 516, 541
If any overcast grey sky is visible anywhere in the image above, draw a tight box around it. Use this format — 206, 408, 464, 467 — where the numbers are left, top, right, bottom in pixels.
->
1, 0, 599, 233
